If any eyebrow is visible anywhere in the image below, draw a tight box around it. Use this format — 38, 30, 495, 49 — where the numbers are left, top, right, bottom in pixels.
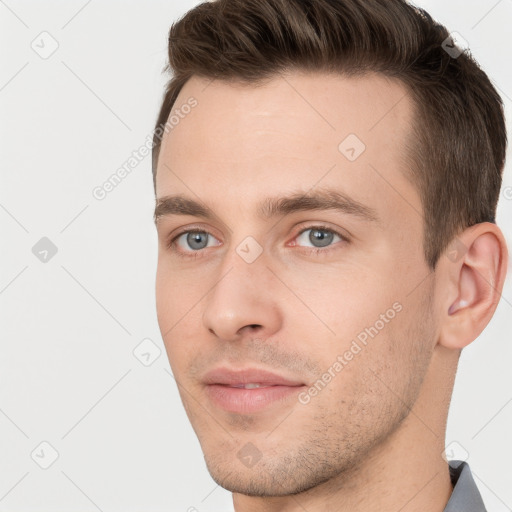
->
153, 188, 380, 225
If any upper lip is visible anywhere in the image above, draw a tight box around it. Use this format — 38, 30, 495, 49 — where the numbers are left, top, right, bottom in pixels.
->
203, 367, 305, 387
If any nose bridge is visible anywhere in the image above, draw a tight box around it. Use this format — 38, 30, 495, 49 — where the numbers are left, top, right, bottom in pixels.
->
201, 238, 282, 341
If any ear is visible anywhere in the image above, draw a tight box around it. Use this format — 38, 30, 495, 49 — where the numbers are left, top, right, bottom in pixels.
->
438, 222, 509, 350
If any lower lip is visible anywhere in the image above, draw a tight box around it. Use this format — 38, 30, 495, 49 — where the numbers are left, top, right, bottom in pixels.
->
205, 384, 306, 414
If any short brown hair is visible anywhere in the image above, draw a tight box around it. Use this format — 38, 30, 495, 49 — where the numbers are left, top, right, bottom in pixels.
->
152, 0, 507, 270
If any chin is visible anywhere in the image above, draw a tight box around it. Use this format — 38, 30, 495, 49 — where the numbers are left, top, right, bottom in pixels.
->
202, 448, 336, 498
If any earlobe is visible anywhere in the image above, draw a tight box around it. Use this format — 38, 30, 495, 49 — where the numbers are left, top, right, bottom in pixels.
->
439, 223, 508, 350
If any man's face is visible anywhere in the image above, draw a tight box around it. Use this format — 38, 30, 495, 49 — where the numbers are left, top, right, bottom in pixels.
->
155, 72, 439, 496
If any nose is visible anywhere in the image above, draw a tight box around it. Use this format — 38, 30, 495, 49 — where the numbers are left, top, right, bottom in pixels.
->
201, 247, 282, 343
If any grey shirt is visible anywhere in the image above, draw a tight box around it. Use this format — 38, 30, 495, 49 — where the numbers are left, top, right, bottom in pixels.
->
443, 461, 487, 511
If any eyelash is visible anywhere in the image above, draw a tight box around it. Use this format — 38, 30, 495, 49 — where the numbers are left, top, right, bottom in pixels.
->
165, 225, 348, 259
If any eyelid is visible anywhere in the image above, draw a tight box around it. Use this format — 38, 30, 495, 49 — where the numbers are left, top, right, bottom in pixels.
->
165, 223, 349, 256
292, 223, 350, 244
166, 225, 221, 250
287, 224, 349, 256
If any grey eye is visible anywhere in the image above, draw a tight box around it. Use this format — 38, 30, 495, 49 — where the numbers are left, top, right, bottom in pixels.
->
187, 232, 209, 250
296, 227, 341, 248
175, 231, 217, 251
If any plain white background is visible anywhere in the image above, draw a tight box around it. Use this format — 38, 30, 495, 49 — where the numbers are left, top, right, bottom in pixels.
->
0, 0, 511, 510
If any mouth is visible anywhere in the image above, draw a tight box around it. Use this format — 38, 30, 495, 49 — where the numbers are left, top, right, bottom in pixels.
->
204, 383, 307, 414
202, 367, 307, 414
225, 383, 280, 389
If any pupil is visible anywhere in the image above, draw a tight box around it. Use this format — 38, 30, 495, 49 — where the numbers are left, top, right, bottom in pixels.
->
188, 232, 207, 249
311, 229, 333, 248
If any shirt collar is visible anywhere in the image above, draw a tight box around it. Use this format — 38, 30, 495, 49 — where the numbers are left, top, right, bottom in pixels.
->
443, 461, 487, 512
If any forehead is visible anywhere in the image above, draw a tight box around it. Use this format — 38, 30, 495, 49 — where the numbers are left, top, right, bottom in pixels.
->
156, 71, 421, 227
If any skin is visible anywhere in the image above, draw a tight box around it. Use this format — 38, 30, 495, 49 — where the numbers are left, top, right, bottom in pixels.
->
154, 71, 508, 511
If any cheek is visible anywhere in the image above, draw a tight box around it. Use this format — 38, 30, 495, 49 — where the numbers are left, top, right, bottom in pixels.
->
155, 264, 173, 332
155, 260, 198, 329
280, 264, 402, 347
155, 263, 194, 365
286, 270, 418, 401
297, 312, 429, 436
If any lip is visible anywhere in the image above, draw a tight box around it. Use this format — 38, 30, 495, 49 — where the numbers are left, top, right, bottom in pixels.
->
202, 367, 307, 414
202, 367, 305, 387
